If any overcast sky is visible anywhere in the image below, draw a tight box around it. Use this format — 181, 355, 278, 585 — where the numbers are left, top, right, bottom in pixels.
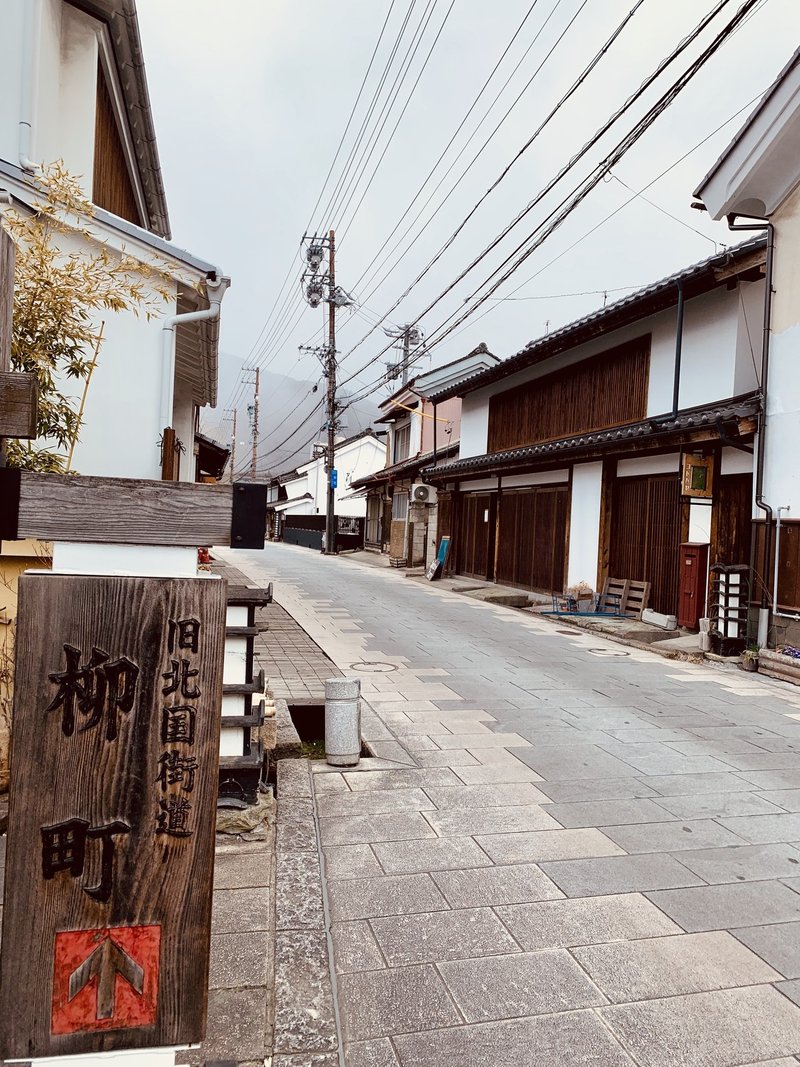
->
136, 0, 799, 457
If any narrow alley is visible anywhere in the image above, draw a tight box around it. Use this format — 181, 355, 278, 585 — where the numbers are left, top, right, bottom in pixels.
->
222, 542, 800, 1067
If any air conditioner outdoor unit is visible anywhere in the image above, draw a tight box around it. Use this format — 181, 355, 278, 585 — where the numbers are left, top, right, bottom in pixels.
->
411, 483, 438, 504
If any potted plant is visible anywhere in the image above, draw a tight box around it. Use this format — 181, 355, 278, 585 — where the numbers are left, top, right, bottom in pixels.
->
741, 643, 760, 672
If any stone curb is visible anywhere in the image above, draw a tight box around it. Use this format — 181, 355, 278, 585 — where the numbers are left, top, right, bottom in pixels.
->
274, 698, 303, 761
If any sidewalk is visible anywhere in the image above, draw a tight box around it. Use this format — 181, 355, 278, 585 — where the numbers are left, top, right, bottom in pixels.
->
222, 543, 800, 1067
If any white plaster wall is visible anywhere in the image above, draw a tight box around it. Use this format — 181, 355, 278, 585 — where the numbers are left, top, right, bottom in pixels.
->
721, 447, 753, 475
458, 478, 499, 493
734, 279, 765, 396
459, 393, 489, 458
762, 184, 800, 514
500, 469, 569, 488
0, 2, 26, 164
33, 0, 64, 169
617, 455, 680, 477
567, 462, 602, 589
410, 408, 423, 455
688, 501, 713, 543
54, 5, 99, 187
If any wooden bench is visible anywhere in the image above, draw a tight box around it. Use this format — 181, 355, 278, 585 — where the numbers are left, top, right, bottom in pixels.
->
596, 577, 651, 619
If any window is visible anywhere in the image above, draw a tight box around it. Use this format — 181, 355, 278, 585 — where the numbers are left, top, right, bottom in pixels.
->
392, 492, 409, 521
393, 423, 411, 463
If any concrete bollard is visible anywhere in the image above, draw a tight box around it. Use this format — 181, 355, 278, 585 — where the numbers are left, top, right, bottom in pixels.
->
325, 677, 362, 767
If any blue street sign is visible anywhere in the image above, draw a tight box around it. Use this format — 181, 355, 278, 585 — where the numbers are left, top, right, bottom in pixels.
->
330, 469, 338, 489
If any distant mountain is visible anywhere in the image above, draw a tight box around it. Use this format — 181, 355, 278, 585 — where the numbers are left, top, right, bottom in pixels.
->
201, 352, 381, 479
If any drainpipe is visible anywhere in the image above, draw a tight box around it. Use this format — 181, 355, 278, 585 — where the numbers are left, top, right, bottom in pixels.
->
19, 0, 43, 172
727, 217, 774, 644
774, 507, 800, 622
671, 280, 685, 419
160, 275, 230, 431
432, 401, 438, 465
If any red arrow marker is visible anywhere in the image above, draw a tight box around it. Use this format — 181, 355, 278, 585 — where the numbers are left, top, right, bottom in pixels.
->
68, 935, 144, 1020
52, 925, 160, 1035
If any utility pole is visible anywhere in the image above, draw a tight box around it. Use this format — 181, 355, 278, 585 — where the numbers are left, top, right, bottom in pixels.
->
243, 368, 260, 481
300, 229, 353, 556
325, 229, 337, 555
401, 325, 411, 386
383, 323, 423, 384
223, 408, 237, 483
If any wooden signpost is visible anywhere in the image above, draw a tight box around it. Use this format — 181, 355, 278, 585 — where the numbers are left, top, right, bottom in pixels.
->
0, 573, 226, 1059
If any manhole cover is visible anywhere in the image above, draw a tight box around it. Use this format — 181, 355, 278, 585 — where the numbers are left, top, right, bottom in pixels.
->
349, 661, 398, 673
587, 648, 630, 657
556, 629, 585, 636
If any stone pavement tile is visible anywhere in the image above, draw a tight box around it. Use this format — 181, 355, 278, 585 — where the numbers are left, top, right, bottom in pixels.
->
454, 762, 544, 785
639, 772, 756, 795
343, 768, 462, 791
645, 881, 800, 932
476, 827, 624, 864
317, 788, 435, 818
602, 819, 745, 854
323, 844, 384, 880
738, 769, 800, 791
674, 843, 800, 884
424, 782, 550, 808
277, 848, 325, 931
438, 948, 606, 1021
338, 964, 460, 1042
573, 931, 779, 1002
757, 790, 800, 811
732, 922, 800, 979
367, 741, 417, 764
435, 731, 531, 750
278, 799, 318, 852
372, 837, 493, 874
665, 739, 767, 757
189, 986, 268, 1061
274, 929, 338, 1054
600, 986, 800, 1067
431, 862, 563, 907
209, 930, 271, 989
318, 812, 437, 846
213, 849, 272, 889
719, 813, 800, 843
311, 771, 351, 792
328, 873, 449, 921
391, 1010, 635, 1067
423, 804, 560, 837
369, 906, 519, 966
535, 777, 660, 802
605, 727, 695, 743
512, 743, 642, 780
540, 854, 704, 897
616, 753, 739, 776
496, 893, 681, 950
211, 887, 272, 934
273, 1056, 339, 1067
653, 791, 785, 819
331, 920, 386, 972
344, 1039, 401, 1067
776, 979, 800, 1006
278, 758, 312, 798
414, 749, 481, 767
543, 798, 679, 828
718, 753, 800, 771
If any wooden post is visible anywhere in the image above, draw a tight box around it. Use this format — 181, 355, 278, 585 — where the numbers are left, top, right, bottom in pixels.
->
0, 573, 226, 1058
161, 426, 178, 480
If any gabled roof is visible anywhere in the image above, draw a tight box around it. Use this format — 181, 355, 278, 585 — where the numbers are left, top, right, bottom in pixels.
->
351, 441, 460, 490
380, 342, 499, 412
71, 0, 170, 237
427, 238, 766, 403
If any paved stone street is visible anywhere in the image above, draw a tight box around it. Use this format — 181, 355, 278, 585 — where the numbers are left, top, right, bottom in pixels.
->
222, 542, 800, 1067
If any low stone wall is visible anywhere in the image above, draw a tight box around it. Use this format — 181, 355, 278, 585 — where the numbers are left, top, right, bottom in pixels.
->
759, 649, 800, 685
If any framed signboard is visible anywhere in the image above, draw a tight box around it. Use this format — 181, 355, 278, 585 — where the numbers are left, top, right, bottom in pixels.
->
0, 574, 226, 1059
681, 454, 714, 499
426, 536, 451, 581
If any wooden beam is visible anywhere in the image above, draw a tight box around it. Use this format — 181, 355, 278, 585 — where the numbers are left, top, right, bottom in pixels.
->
0, 470, 239, 546
713, 247, 766, 282
0, 371, 38, 438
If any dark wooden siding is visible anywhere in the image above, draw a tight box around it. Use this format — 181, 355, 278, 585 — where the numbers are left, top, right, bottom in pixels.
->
456, 493, 493, 580
754, 520, 800, 611
93, 65, 142, 226
488, 337, 650, 453
712, 473, 752, 567
608, 474, 682, 615
495, 487, 569, 592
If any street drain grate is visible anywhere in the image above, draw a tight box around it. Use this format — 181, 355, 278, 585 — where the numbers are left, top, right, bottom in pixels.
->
349, 661, 398, 673
587, 648, 630, 657
556, 629, 585, 636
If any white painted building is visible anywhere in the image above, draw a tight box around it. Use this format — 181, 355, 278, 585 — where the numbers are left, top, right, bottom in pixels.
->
276, 430, 387, 520
423, 239, 767, 638
694, 46, 800, 644
0, 0, 227, 482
